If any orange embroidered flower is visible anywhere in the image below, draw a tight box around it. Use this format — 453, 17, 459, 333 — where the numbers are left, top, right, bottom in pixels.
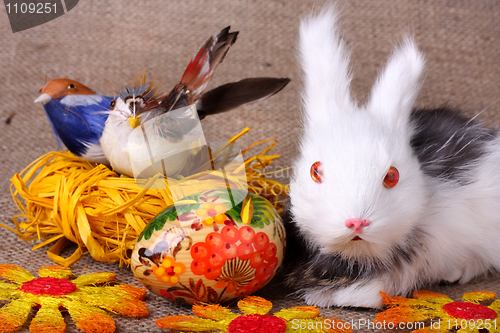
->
376, 290, 500, 333
152, 256, 186, 285
156, 296, 353, 333
0, 264, 148, 333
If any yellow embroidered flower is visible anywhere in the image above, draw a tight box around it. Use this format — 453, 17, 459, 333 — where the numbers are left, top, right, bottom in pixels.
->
0, 264, 148, 333
156, 295, 353, 333
376, 290, 500, 333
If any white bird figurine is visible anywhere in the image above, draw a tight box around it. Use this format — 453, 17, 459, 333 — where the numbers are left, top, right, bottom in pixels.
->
100, 26, 290, 178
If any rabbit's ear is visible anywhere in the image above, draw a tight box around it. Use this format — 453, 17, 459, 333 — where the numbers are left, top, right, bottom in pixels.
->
367, 39, 425, 133
299, 8, 354, 127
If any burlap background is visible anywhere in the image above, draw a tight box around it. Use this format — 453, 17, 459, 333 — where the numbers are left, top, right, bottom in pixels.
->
1, 1, 499, 332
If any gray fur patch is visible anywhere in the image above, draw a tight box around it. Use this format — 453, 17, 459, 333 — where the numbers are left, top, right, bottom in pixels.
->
411, 107, 497, 184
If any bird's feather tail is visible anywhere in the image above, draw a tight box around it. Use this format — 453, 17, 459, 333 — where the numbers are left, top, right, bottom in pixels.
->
181, 26, 238, 98
196, 77, 291, 119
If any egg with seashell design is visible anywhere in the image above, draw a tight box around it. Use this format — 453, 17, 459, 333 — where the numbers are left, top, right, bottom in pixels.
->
131, 188, 286, 304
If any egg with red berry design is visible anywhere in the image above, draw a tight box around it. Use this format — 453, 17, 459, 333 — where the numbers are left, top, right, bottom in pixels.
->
130, 188, 285, 304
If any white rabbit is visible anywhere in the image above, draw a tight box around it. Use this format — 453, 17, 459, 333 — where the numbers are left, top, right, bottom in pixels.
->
286, 8, 500, 309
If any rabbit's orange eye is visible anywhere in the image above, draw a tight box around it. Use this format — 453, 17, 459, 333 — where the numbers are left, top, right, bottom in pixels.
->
383, 166, 399, 188
310, 161, 323, 183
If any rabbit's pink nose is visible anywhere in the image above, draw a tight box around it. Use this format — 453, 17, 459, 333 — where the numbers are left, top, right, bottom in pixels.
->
345, 218, 371, 234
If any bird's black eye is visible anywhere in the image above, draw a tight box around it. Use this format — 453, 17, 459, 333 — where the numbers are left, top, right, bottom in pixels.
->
67, 83, 76, 91
110, 99, 116, 110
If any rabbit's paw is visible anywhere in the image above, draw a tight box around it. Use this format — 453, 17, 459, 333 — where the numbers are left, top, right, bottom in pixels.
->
303, 279, 386, 309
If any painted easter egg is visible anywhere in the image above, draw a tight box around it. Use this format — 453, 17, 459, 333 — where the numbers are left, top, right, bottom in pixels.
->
131, 188, 286, 304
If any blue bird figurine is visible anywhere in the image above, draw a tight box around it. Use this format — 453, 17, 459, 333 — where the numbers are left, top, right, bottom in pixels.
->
35, 78, 114, 165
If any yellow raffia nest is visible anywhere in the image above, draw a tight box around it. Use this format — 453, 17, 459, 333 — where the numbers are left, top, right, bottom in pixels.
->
4, 128, 289, 267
